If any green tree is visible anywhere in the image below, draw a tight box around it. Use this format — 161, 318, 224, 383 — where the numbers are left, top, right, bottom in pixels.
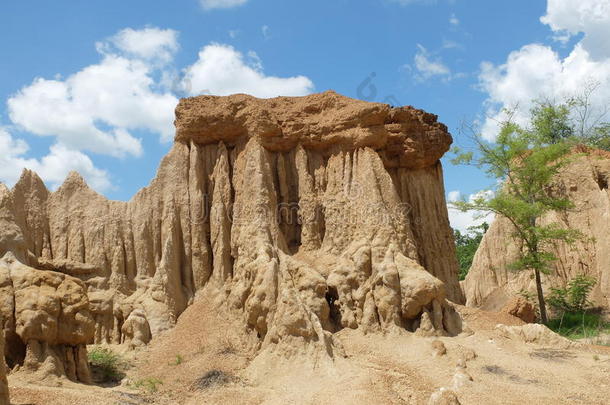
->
452, 106, 583, 324
532, 82, 610, 151
454, 223, 488, 281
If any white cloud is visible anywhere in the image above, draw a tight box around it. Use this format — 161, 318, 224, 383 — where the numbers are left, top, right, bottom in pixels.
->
98, 27, 179, 64
7, 28, 179, 157
449, 13, 459, 26
442, 39, 462, 50
262, 25, 270, 39
0, 128, 111, 192
541, 0, 610, 60
447, 190, 495, 234
183, 43, 314, 98
413, 44, 451, 81
479, 0, 610, 140
4, 26, 315, 196
200, 0, 248, 10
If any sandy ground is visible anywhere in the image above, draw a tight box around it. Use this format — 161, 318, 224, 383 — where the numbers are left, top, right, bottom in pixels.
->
7, 295, 610, 405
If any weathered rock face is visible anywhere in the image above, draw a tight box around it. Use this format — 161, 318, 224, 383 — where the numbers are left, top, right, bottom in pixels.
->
0, 91, 462, 363
463, 150, 610, 310
501, 297, 536, 324
0, 252, 93, 383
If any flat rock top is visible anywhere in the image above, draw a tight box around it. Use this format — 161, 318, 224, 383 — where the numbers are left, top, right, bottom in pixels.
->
174, 90, 452, 168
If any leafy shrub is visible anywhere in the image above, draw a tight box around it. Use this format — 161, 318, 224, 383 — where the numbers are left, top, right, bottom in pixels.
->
88, 346, 125, 383
547, 275, 596, 313
544, 275, 610, 340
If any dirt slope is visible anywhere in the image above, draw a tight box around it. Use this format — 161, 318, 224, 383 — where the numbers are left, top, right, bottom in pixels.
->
11, 292, 609, 405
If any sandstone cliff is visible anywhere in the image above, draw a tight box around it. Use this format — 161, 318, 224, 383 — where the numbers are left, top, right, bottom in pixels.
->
463, 149, 610, 311
0, 91, 462, 375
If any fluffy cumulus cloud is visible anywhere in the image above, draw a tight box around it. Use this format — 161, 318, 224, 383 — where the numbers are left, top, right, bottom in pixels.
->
0, 128, 111, 192
183, 44, 314, 98
541, 0, 610, 59
447, 190, 495, 234
479, 0, 610, 140
412, 44, 451, 82
8, 27, 180, 157
98, 27, 179, 64
2, 26, 314, 194
199, 0, 248, 10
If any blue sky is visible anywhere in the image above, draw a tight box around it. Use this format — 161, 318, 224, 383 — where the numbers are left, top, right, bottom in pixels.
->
1, 0, 609, 232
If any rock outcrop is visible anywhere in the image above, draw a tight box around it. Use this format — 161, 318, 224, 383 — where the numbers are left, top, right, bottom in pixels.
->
495, 324, 576, 349
0, 91, 462, 367
501, 297, 536, 324
463, 149, 610, 310
0, 252, 93, 383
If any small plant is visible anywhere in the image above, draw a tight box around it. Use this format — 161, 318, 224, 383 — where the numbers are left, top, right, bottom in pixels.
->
547, 275, 597, 313
218, 335, 237, 355
545, 275, 607, 340
88, 346, 125, 383
170, 354, 183, 366
132, 377, 164, 393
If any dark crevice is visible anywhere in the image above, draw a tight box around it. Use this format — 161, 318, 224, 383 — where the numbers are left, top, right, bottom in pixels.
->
226, 145, 236, 279
128, 222, 138, 288
318, 205, 326, 245
227, 145, 236, 213
325, 286, 343, 332
4, 331, 25, 368
173, 205, 192, 295
273, 151, 303, 254
4, 271, 25, 368
596, 171, 608, 190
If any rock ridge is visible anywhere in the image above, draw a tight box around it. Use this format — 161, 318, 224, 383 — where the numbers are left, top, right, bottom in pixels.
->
0, 91, 462, 378
174, 91, 452, 169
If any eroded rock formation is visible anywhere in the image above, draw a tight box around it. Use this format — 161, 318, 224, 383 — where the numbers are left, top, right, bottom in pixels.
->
0, 91, 462, 368
463, 149, 610, 310
0, 252, 93, 383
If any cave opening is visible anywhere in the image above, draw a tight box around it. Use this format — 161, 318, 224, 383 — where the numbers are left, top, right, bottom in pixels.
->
325, 286, 343, 331
4, 331, 26, 369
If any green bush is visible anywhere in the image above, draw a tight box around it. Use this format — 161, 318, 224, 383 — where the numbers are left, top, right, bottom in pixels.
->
547, 275, 596, 313
88, 346, 125, 383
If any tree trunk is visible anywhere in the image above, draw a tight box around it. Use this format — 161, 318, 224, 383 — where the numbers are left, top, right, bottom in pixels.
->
534, 269, 548, 324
